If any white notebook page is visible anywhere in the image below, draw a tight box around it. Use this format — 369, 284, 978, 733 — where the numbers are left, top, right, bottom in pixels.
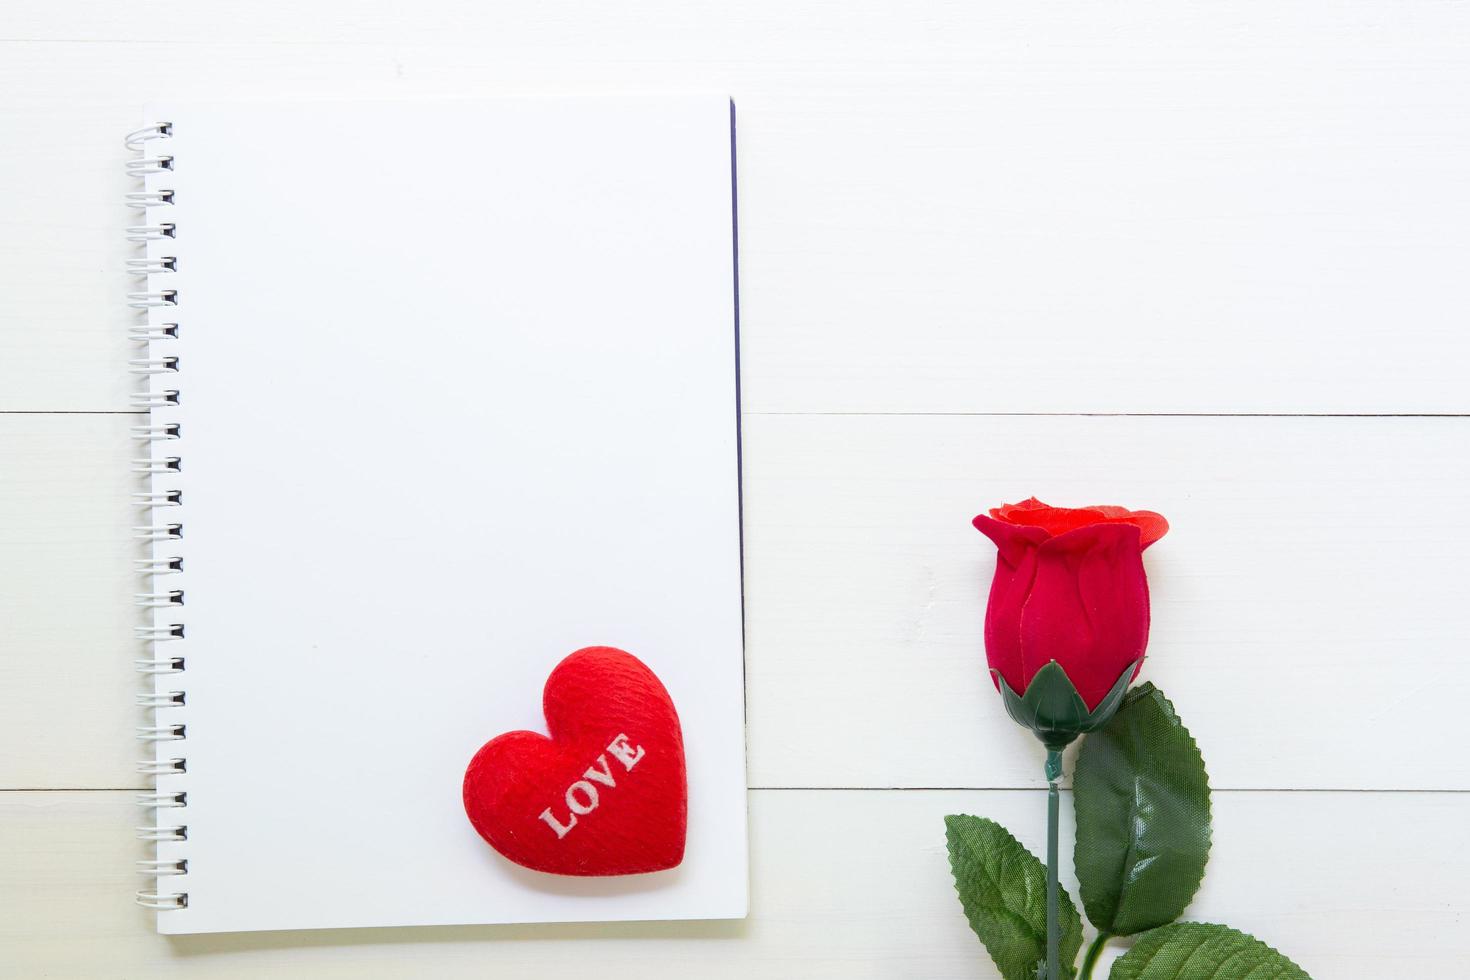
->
141, 95, 746, 934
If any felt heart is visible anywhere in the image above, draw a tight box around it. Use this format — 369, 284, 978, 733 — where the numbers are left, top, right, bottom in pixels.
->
462, 646, 687, 876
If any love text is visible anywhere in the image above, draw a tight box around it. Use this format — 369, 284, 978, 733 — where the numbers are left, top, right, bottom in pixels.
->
537, 733, 647, 839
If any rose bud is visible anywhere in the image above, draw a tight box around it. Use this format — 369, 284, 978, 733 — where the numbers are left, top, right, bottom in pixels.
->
972, 498, 1168, 753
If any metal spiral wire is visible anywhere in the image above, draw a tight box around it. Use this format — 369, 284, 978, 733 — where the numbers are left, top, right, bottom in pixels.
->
128, 120, 187, 912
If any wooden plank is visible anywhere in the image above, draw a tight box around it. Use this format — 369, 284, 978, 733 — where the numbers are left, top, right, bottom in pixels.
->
4, 413, 1467, 792
0, 97, 131, 412
743, 413, 1470, 790
1, 788, 1461, 977
2, 10, 1469, 411
0, 414, 138, 788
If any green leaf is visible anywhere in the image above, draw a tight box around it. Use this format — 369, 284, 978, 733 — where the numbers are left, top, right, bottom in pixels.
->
1074, 682, 1211, 936
944, 814, 1083, 980
1109, 922, 1311, 979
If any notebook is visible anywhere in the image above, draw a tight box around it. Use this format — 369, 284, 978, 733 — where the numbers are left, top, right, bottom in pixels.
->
125, 95, 747, 934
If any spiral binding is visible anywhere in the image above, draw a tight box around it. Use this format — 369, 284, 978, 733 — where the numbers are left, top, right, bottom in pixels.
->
127, 121, 188, 912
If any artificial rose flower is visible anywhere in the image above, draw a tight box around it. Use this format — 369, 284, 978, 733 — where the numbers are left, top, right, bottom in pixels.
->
972, 497, 1168, 711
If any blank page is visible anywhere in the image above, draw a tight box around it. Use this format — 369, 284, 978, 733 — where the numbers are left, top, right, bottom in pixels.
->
139, 95, 745, 934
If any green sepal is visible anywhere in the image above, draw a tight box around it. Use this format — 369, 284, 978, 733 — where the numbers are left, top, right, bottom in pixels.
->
994, 660, 1139, 751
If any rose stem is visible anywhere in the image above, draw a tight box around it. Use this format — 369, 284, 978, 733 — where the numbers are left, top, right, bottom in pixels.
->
1045, 748, 1063, 980
1079, 932, 1111, 979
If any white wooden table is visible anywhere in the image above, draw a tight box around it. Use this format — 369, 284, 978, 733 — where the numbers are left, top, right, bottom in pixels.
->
3, 3, 1468, 976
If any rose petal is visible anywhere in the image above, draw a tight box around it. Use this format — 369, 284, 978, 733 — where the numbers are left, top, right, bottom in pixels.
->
1124, 510, 1169, 549
996, 497, 1050, 516
995, 503, 1110, 538
973, 514, 1046, 693
973, 513, 1049, 565
994, 499, 1170, 550
1018, 522, 1150, 709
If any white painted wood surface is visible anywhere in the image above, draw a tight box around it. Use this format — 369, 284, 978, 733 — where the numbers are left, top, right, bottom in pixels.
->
3, 2, 1468, 975
3, 2, 1470, 412
744, 413, 1470, 791
9, 414, 1468, 792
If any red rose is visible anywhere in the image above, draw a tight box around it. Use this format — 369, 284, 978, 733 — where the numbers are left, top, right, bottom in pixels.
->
972, 498, 1168, 711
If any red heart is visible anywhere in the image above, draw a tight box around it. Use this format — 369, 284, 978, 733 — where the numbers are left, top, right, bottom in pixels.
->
462, 646, 688, 876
